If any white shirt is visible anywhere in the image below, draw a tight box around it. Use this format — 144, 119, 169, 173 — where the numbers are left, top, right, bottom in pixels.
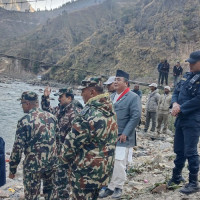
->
113, 92, 123, 104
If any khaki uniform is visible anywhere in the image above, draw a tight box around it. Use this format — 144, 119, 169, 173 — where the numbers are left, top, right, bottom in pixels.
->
157, 93, 172, 134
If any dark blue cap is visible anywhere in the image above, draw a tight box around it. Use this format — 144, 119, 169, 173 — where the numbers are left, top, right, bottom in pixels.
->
116, 70, 129, 80
185, 50, 200, 64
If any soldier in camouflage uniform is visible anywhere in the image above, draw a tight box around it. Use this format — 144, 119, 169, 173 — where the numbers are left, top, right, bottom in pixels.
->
41, 87, 83, 199
9, 91, 58, 200
61, 77, 118, 200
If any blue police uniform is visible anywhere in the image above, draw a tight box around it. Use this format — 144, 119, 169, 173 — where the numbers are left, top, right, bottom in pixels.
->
172, 72, 200, 174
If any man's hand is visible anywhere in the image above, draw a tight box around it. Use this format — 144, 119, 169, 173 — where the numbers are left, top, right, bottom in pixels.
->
118, 134, 127, 143
171, 102, 181, 116
9, 173, 15, 179
44, 86, 51, 97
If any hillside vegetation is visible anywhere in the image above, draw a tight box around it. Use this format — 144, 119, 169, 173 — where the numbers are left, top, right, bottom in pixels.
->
47, 0, 200, 83
1, 0, 116, 74
0, 0, 200, 83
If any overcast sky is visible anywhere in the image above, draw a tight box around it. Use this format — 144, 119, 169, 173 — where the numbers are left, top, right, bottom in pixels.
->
30, 0, 71, 10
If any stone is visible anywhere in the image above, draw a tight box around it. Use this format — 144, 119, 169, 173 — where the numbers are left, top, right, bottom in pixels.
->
0, 190, 10, 198
128, 181, 143, 186
152, 184, 167, 194
132, 185, 145, 191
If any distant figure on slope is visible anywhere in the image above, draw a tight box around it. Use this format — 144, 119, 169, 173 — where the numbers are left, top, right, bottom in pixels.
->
161, 60, 170, 85
157, 59, 164, 85
144, 83, 160, 133
173, 62, 183, 87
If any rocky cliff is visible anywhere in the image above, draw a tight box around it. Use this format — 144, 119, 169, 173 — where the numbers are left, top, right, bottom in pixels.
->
0, 0, 34, 12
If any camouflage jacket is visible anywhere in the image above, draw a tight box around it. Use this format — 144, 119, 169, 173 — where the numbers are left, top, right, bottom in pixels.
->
61, 93, 118, 190
41, 96, 83, 151
9, 108, 58, 174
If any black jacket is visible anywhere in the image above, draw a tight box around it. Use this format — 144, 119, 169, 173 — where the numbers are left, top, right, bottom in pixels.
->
173, 66, 183, 76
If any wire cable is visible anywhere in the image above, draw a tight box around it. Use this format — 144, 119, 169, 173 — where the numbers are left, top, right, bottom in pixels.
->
0, 0, 46, 5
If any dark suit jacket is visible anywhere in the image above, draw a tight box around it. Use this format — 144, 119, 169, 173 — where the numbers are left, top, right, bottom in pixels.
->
111, 91, 141, 147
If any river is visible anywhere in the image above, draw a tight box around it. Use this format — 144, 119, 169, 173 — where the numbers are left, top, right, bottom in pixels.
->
0, 80, 83, 153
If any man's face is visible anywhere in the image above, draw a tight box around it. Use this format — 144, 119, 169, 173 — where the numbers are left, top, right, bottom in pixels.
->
189, 61, 200, 72
114, 77, 127, 93
58, 94, 71, 106
81, 87, 92, 104
150, 86, 155, 92
134, 85, 139, 91
107, 82, 115, 93
164, 88, 170, 94
21, 100, 30, 113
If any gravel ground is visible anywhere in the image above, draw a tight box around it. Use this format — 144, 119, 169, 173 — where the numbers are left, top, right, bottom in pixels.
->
1, 129, 200, 200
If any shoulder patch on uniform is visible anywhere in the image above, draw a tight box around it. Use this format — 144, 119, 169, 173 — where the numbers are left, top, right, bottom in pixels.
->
181, 78, 187, 81
80, 106, 90, 116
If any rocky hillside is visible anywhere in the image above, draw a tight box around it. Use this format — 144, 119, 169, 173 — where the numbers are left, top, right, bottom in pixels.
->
1, 0, 117, 75
0, 0, 199, 83
0, 0, 34, 12
0, 0, 106, 45
47, 0, 200, 83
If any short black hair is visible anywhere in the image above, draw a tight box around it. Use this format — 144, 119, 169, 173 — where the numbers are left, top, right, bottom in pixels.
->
91, 86, 104, 94
65, 93, 74, 100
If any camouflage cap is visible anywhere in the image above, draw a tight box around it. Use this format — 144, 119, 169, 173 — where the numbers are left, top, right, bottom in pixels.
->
18, 91, 38, 101
54, 88, 73, 96
78, 77, 102, 90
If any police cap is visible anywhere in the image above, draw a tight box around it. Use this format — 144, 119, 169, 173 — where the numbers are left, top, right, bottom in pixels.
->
185, 50, 200, 64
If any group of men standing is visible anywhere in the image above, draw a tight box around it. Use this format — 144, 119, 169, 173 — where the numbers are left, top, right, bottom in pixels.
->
144, 83, 172, 135
5, 50, 200, 199
148, 51, 200, 195
158, 60, 183, 87
8, 69, 142, 199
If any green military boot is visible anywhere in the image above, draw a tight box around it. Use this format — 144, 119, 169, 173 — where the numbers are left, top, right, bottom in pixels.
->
180, 173, 200, 194
167, 168, 185, 188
